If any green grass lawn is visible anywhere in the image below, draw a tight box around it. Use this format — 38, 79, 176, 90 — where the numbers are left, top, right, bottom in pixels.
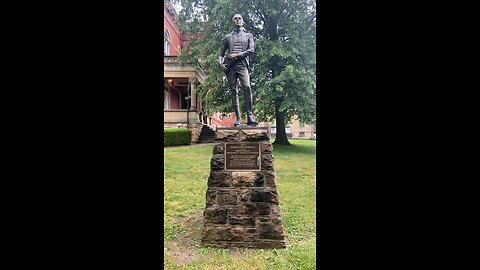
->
164, 139, 316, 270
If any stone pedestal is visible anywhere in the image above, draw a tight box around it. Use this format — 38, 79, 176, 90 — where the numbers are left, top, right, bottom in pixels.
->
201, 127, 286, 249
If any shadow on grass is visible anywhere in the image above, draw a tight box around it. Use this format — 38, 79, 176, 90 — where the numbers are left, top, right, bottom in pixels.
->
272, 142, 316, 155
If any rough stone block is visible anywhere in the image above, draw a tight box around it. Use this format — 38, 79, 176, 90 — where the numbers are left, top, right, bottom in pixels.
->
244, 234, 258, 242
213, 143, 224, 154
210, 154, 224, 170
215, 226, 234, 241
257, 216, 271, 223
237, 189, 250, 202
239, 202, 271, 215
264, 170, 277, 187
232, 172, 264, 187
261, 154, 275, 170
231, 226, 246, 241
255, 173, 265, 187
205, 188, 217, 206
250, 189, 279, 203
271, 205, 283, 224
256, 240, 286, 249
204, 206, 227, 224
261, 141, 273, 154
217, 192, 237, 205
229, 216, 255, 226
254, 203, 271, 215
226, 206, 239, 216
258, 222, 285, 240
242, 129, 269, 141
207, 171, 231, 187
202, 225, 217, 242
238, 203, 255, 215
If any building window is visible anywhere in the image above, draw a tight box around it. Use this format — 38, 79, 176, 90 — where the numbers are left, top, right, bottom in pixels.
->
270, 126, 276, 134
164, 29, 171, 55
299, 132, 305, 137
164, 90, 170, 110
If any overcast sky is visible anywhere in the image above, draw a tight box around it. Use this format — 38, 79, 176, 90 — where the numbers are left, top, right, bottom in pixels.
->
173, 1, 183, 12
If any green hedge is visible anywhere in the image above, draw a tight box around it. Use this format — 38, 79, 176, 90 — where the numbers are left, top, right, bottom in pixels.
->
164, 128, 192, 146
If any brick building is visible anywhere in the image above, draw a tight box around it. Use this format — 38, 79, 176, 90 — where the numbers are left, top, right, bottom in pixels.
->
270, 118, 316, 139
164, 2, 208, 142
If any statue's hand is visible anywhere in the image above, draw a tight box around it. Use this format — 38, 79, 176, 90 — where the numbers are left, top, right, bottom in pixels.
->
228, 53, 238, 59
221, 64, 228, 71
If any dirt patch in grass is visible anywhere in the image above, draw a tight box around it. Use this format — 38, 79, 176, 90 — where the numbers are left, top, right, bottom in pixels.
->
166, 210, 256, 265
166, 242, 202, 265
166, 210, 204, 264
228, 247, 254, 259
172, 210, 204, 245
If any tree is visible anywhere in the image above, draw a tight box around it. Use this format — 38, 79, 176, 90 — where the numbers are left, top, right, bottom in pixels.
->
176, 0, 316, 145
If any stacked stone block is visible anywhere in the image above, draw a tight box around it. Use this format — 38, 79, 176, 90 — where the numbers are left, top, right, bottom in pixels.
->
201, 128, 286, 249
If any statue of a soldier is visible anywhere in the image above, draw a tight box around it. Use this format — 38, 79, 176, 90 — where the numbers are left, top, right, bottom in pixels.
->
218, 14, 257, 126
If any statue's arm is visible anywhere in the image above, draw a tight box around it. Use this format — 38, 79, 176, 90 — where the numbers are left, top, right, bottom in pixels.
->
237, 33, 254, 58
218, 36, 228, 66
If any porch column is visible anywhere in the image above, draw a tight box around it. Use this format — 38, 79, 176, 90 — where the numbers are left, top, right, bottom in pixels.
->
198, 99, 204, 124
189, 77, 197, 111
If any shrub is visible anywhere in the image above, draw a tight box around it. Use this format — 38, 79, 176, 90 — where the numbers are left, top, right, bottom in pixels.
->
164, 128, 192, 146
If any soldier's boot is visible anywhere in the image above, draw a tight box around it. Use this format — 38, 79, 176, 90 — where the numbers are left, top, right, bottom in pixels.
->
231, 90, 242, 127
245, 93, 257, 126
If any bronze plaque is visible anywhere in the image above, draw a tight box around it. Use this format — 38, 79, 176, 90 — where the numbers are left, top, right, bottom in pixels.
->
224, 142, 261, 171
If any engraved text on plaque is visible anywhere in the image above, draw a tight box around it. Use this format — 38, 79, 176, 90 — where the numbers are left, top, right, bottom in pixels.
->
224, 142, 261, 171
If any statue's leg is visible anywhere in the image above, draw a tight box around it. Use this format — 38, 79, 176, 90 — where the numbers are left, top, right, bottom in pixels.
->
227, 66, 241, 126
238, 67, 257, 126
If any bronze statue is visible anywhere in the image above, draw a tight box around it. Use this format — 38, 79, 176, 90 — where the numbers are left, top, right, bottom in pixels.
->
218, 14, 257, 127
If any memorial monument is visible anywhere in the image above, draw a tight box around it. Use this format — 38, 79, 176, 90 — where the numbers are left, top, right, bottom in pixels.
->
201, 14, 286, 249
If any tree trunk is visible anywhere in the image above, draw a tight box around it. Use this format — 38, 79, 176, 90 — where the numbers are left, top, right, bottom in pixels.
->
273, 111, 291, 145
